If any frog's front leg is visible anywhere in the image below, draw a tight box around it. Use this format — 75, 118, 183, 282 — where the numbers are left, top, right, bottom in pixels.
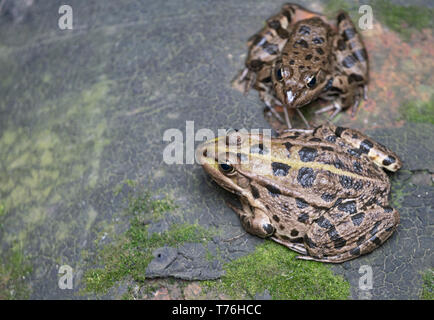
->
312, 124, 402, 172
226, 199, 275, 238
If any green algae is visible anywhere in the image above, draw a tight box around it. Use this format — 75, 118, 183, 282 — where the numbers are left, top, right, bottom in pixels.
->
420, 269, 434, 300
204, 240, 350, 300
0, 243, 33, 300
372, 0, 433, 39
399, 95, 434, 125
82, 186, 214, 296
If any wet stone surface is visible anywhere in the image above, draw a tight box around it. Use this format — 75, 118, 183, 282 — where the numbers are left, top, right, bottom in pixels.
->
0, 0, 432, 299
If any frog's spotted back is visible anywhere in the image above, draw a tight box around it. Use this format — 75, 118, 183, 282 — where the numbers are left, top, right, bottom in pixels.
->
198, 125, 402, 263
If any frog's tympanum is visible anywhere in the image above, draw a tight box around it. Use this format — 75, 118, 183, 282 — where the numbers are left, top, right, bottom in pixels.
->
232, 3, 369, 128
198, 125, 401, 263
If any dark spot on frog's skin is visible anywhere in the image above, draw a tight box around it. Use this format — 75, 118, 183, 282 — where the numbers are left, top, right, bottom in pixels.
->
305, 54, 313, 60
353, 161, 363, 173
280, 235, 291, 241
295, 197, 309, 209
297, 212, 309, 223
338, 200, 357, 214
251, 185, 260, 199
337, 39, 346, 51
353, 181, 363, 190
267, 20, 280, 29
271, 162, 291, 176
321, 192, 335, 202
279, 224, 285, 230
335, 126, 345, 137
291, 237, 304, 243
314, 56, 320, 62
339, 175, 353, 189
351, 212, 365, 226
250, 143, 269, 155
321, 146, 334, 152
263, 42, 279, 55
289, 59, 295, 65
315, 216, 333, 229
382, 206, 393, 213
287, 135, 298, 140
294, 39, 309, 49
370, 221, 381, 236
348, 73, 364, 84
316, 47, 325, 55
282, 141, 293, 153
337, 13, 347, 24
334, 159, 344, 169
359, 139, 373, 154
357, 235, 365, 246
272, 215, 280, 222
299, 65, 305, 70
249, 59, 264, 71
370, 235, 382, 246
277, 28, 290, 39
309, 137, 321, 142
342, 28, 356, 41
290, 229, 299, 237
298, 25, 311, 35
385, 226, 394, 232
262, 76, 272, 83
326, 135, 337, 143
348, 148, 362, 158
265, 184, 281, 197
312, 37, 324, 44
263, 223, 275, 235
352, 133, 359, 139
382, 155, 396, 166
342, 55, 357, 68
353, 49, 367, 62
327, 226, 347, 249
299, 147, 318, 162
350, 247, 360, 256
304, 235, 316, 248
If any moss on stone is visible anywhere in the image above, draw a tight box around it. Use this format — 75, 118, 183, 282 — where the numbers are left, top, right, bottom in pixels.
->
420, 269, 434, 300
372, 0, 433, 39
399, 96, 434, 125
82, 186, 214, 296
0, 243, 33, 300
204, 240, 350, 300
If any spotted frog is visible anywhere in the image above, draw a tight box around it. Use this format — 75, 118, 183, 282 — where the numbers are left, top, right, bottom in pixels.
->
197, 124, 401, 263
232, 3, 369, 128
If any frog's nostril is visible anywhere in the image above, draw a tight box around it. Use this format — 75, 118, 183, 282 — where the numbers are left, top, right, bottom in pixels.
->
202, 149, 207, 157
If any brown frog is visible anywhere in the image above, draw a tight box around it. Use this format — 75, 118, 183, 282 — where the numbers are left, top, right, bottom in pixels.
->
197, 124, 401, 263
232, 3, 369, 128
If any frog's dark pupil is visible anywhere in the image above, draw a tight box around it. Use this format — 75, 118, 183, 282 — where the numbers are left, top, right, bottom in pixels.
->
276, 68, 283, 81
307, 76, 316, 88
220, 163, 233, 172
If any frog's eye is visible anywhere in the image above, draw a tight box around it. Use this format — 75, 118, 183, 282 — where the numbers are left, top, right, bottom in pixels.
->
219, 163, 235, 174
275, 68, 284, 81
306, 76, 316, 88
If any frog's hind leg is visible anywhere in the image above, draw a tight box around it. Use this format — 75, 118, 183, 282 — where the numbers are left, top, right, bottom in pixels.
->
312, 124, 402, 172
299, 205, 400, 263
